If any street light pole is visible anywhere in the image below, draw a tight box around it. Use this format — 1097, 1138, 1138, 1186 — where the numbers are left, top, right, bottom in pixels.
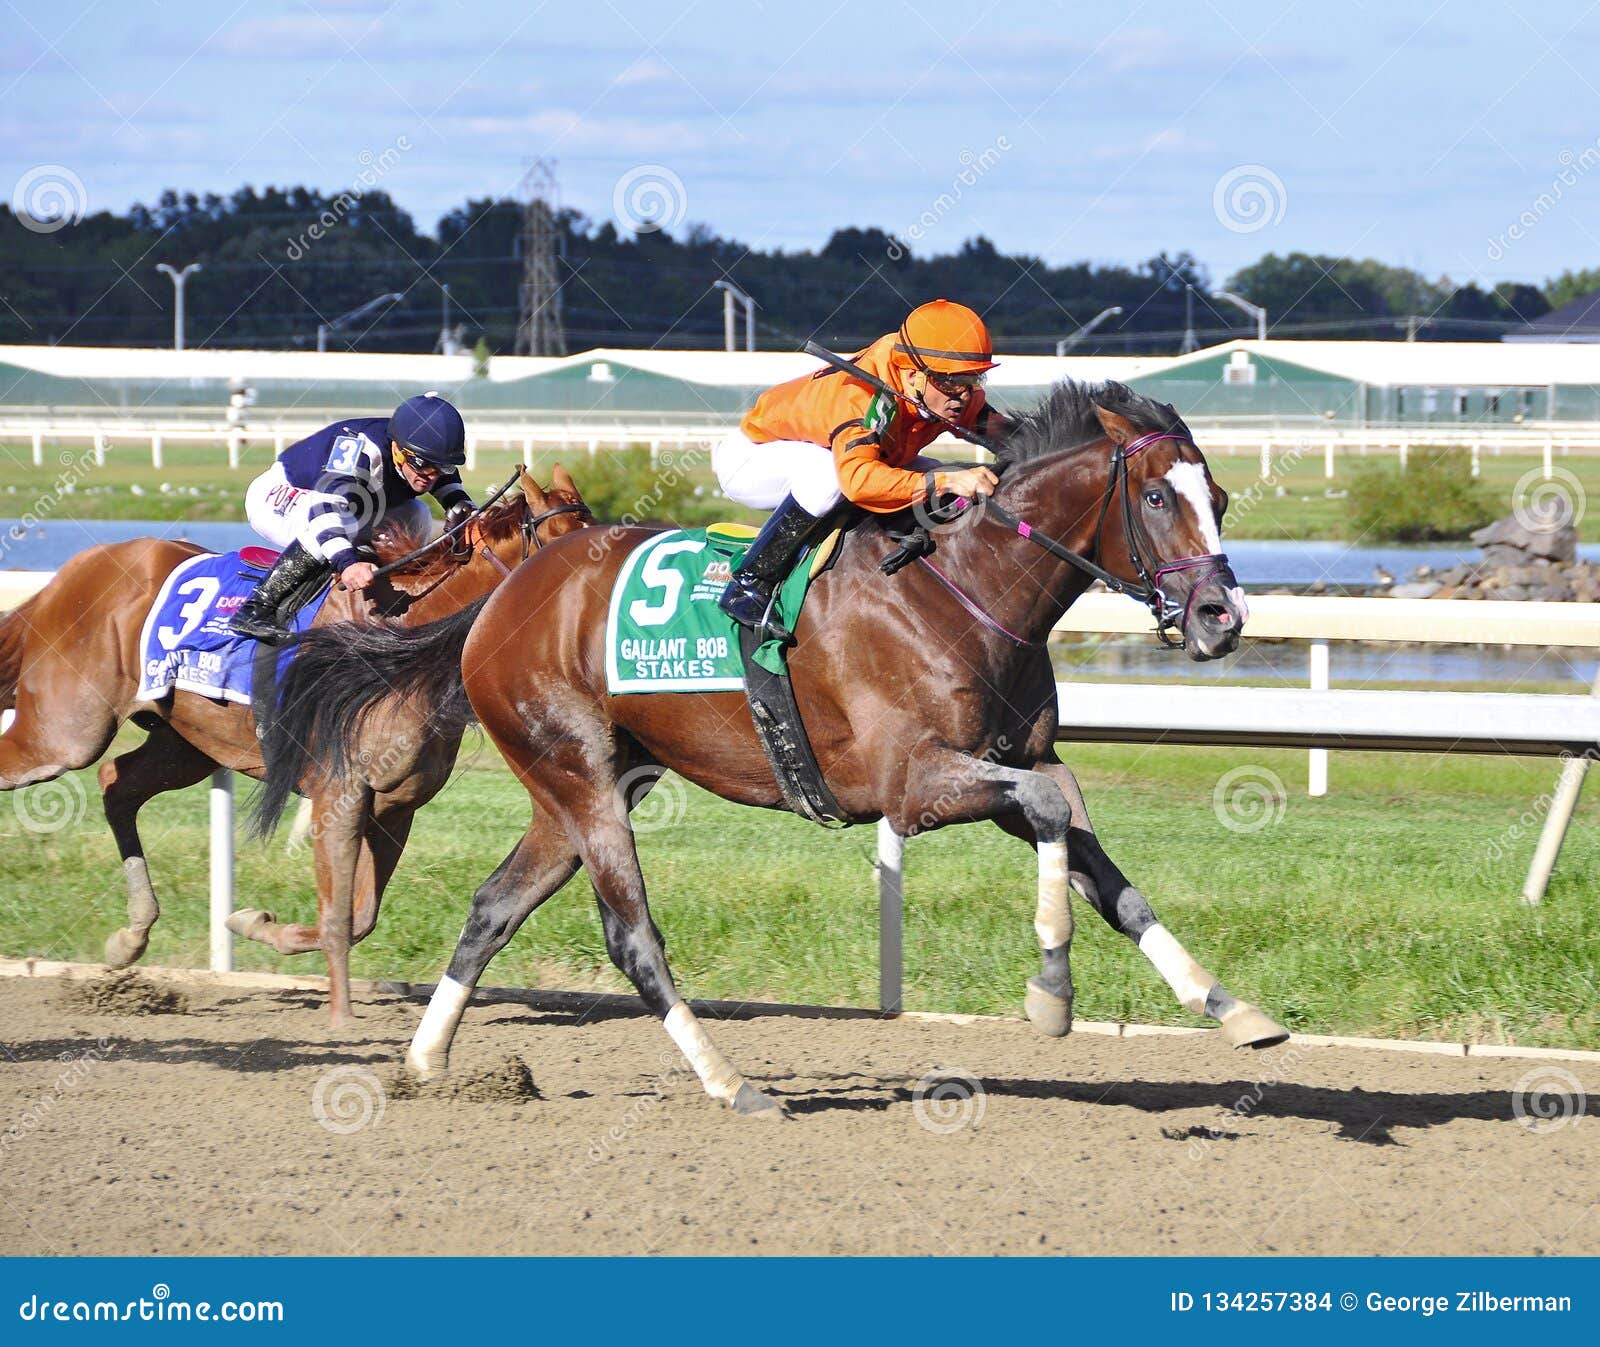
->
1056, 305, 1123, 356
1182, 283, 1199, 353
1215, 289, 1268, 341
155, 262, 202, 352
712, 280, 756, 352
316, 291, 403, 353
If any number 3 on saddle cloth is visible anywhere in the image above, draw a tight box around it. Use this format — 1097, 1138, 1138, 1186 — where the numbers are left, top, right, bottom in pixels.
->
604, 523, 849, 826
135, 547, 333, 716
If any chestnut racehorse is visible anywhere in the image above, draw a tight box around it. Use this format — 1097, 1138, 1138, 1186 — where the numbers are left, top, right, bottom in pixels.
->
0, 466, 590, 1024
259, 383, 1288, 1110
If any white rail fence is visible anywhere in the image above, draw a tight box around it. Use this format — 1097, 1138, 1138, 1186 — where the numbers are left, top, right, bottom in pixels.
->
874, 595, 1600, 1012
7, 416, 1600, 479
2, 574, 1596, 997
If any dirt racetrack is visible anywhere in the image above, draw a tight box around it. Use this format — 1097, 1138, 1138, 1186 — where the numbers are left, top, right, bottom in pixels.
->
1, 971, 1595, 1257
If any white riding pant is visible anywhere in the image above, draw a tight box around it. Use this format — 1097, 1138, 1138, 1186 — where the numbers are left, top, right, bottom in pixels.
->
713, 429, 939, 517
244, 461, 430, 564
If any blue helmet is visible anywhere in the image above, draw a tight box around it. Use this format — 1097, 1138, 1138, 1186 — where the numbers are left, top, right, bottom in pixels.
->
389, 393, 466, 467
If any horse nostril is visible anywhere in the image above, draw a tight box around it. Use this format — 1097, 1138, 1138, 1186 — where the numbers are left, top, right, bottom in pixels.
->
1197, 603, 1233, 627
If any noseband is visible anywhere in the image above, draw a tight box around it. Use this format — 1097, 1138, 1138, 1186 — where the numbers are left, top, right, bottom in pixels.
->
941, 430, 1231, 648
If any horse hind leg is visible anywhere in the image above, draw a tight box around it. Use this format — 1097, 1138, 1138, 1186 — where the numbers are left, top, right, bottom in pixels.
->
592, 760, 778, 1117
585, 817, 782, 1119
408, 827, 583, 1077
97, 724, 216, 968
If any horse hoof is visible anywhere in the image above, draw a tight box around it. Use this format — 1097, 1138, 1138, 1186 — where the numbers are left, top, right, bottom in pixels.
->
225, 909, 276, 942
103, 928, 148, 969
729, 1082, 786, 1119
1221, 1005, 1290, 1050
1025, 978, 1073, 1037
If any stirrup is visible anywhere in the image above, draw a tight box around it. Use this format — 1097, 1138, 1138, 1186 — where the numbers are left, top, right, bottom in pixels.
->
230, 603, 291, 645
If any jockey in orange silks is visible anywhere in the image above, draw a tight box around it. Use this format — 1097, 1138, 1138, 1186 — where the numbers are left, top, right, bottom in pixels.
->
714, 299, 1006, 636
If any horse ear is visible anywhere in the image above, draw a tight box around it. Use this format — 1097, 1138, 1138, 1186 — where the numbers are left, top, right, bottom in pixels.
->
550, 462, 577, 497
1093, 405, 1140, 447
519, 464, 548, 506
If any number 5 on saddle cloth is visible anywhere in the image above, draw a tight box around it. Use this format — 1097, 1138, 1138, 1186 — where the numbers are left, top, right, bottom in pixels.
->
604, 522, 849, 826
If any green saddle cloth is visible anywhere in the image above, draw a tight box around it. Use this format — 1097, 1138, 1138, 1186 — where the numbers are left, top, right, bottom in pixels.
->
604, 524, 818, 694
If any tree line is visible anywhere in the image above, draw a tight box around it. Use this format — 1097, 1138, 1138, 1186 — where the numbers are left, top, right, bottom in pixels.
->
0, 184, 1577, 354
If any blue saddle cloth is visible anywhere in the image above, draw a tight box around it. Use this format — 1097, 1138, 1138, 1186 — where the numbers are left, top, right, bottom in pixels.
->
136, 549, 330, 706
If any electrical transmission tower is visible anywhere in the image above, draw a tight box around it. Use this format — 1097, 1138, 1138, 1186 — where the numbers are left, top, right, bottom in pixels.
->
515, 160, 566, 356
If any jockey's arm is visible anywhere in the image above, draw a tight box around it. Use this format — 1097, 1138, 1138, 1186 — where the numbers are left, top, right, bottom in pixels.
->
303, 480, 381, 590
304, 488, 362, 575
429, 474, 475, 532
830, 407, 997, 512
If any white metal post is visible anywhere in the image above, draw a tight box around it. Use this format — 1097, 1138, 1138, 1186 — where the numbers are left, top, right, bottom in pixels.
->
227, 431, 241, 469
465, 436, 477, 471
1521, 754, 1589, 906
1259, 441, 1272, 478
1544, 440, 1554, 480
1398, 441, 1408, 470
1308, 640, 1330, 797
1323, 440, 1335, 479
1471, 444, 1481, 478
150, 433, 162, 469
31, 431, 43, 467
1521, 669, 1600, 905
876, 819, 904, 1014
93, 432, 106, 466
209, 770, 235, 972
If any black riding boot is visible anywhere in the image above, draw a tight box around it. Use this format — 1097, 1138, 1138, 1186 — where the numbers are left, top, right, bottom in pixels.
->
718, 495, 825, 644
230, 542, 329, 645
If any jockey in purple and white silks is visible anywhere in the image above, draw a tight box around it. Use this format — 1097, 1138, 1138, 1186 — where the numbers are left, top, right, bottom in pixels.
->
230, 393, 474, 643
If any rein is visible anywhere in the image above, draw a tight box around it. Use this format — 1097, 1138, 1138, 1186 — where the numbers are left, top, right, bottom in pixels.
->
933, 430, 1231, 649
370, 467, 590, 586
370, 468, 521, 580
797, 342, 1230, 649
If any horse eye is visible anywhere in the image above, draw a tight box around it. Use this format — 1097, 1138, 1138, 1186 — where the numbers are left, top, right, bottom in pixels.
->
1143, 489, 1165, 509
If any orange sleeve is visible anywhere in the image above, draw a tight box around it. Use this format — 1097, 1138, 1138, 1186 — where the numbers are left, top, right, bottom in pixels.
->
832, 427, 933, 513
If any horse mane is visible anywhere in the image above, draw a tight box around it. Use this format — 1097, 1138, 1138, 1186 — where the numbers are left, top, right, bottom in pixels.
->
370, 489, 534, 581
997, 379, 1189, 470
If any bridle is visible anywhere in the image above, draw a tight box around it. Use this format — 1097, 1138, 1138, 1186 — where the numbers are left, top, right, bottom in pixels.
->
369, 467, 592, 587
794, 340, 1232, 649
932, 430, 1232, 649
479, 498, 590, 576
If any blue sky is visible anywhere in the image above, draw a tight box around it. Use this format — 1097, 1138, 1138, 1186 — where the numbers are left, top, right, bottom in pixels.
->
5, 0, 1600, 287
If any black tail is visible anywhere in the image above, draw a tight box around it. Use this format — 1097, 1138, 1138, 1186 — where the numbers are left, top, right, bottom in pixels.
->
251, 596, 489, 838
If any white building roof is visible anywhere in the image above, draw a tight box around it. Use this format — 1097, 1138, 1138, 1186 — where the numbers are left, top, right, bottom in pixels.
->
1156, 339, 1600, 388
4, 339, 1597, 392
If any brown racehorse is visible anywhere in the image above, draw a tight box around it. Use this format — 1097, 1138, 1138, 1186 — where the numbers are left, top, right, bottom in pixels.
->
258, 383, 1288, 1112
0, 466, 591, 1024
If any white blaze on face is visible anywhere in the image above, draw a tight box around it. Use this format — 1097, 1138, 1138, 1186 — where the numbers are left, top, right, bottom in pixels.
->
1164, 462, 1224, 556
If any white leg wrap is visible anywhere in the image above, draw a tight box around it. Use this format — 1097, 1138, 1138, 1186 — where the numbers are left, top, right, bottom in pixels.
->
664, 1002, 745, 1102
1033, 841, 1073, 949
408, 975, 473, 1076
123, 857, 158, 929
1138, 923, 1216, 1016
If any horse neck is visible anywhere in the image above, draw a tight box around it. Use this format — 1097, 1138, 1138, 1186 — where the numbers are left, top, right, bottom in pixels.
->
384, 537, 520, 624
925, 443, 1113, 646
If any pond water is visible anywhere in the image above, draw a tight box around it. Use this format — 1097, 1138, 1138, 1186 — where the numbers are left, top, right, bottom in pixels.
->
5, 520, 1595, 687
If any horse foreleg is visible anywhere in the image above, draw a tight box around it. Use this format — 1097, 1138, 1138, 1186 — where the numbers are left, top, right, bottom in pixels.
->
895, 746, 1078, 1035
1002, 759, 1288, 1049
408, 827, 581, 1078
97, 724, 215, 967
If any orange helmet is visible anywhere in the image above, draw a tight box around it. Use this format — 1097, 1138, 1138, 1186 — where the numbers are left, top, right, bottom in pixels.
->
893, 299, 997, 375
